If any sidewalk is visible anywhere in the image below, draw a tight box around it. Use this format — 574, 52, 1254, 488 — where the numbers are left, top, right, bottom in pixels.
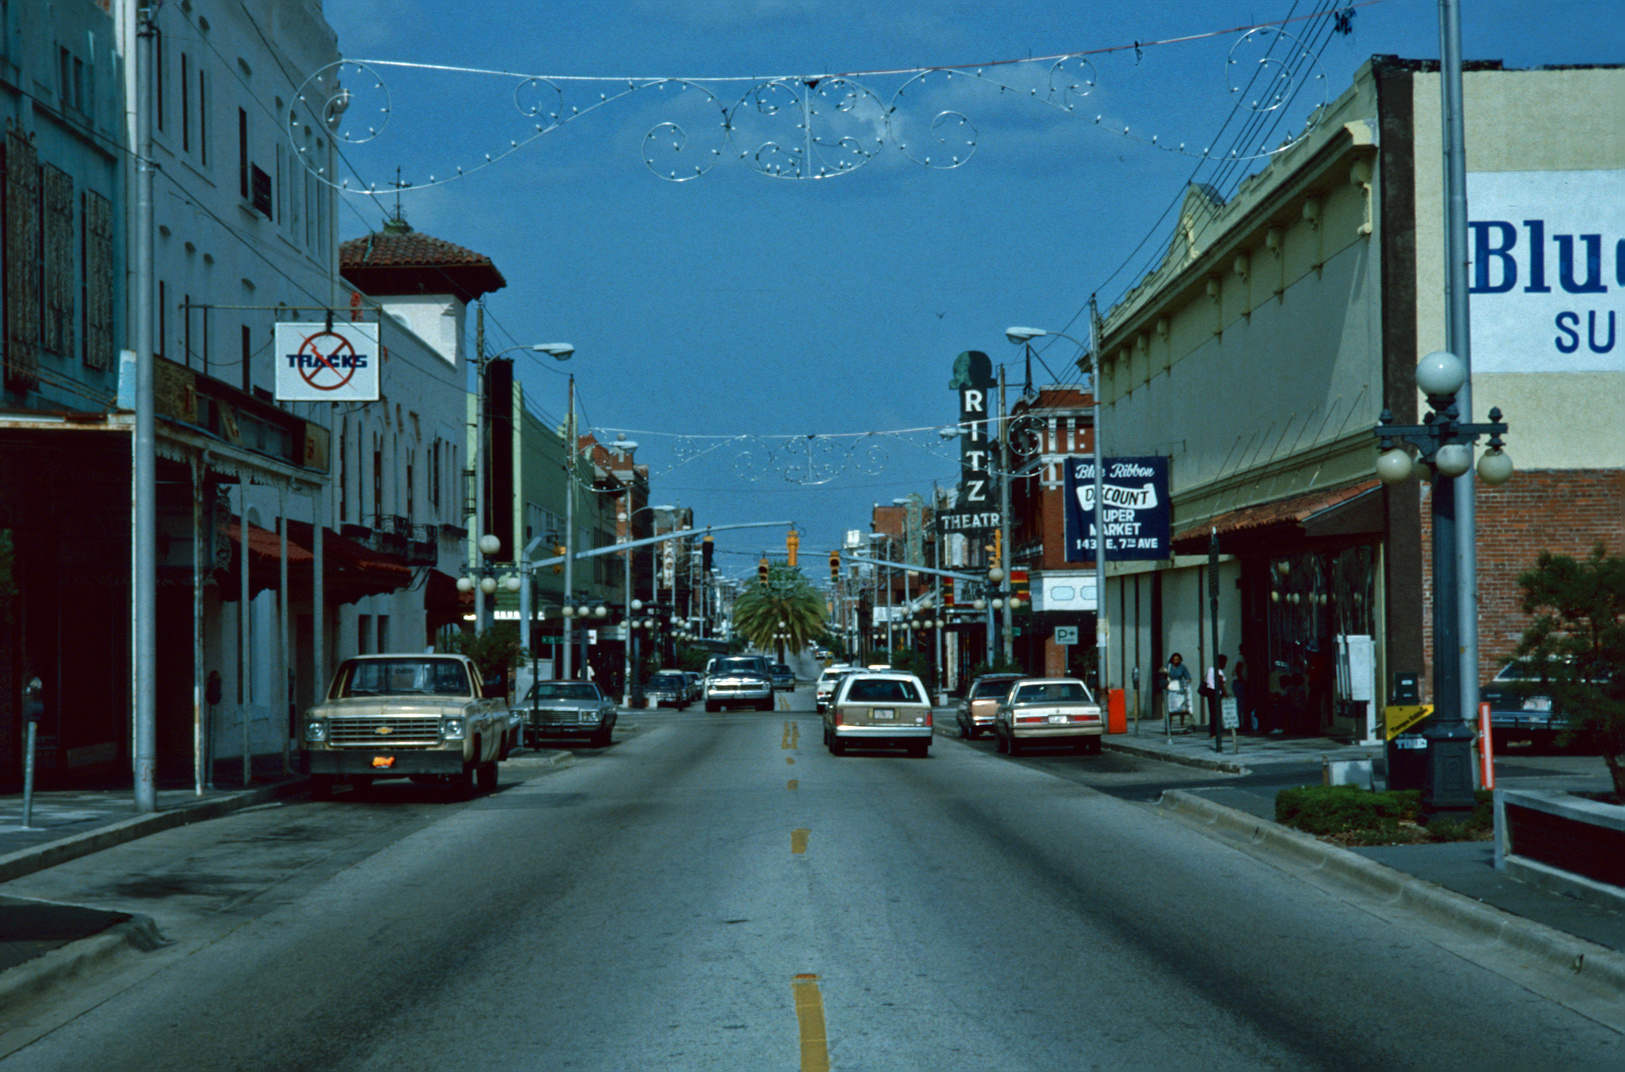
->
1100, 717, 1625, 962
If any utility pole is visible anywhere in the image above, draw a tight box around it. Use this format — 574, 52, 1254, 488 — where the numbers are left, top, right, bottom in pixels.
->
132, 0, 158, 812
473, 305, 489, 634
1090, 294, 1107, 693
998, 366, 1014, 664
562, 373, 575, 680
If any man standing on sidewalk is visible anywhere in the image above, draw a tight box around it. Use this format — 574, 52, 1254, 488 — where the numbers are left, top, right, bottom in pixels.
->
1204, 654, 1229, 743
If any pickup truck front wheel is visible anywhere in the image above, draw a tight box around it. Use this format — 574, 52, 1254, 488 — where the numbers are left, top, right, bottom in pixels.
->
476, 760, 499, 793
310, 774, 334, 800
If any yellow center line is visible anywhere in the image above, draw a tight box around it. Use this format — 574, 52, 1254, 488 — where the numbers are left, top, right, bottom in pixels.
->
782, 720, 800, 750
792, 974, 830, 1072
791, 828, 810, 854
787, 779, 798, 790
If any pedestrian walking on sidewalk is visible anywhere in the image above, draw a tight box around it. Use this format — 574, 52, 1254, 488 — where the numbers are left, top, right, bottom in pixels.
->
1164, 652, 1192, 729
1232, 659, 1253, 733
1202, 654, 1228, 740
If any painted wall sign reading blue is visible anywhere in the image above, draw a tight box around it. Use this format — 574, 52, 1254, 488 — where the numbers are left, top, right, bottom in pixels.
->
1064, 455, 1171, 562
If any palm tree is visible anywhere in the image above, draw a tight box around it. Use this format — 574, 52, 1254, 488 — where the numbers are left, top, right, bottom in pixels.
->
732, 564, 826, 658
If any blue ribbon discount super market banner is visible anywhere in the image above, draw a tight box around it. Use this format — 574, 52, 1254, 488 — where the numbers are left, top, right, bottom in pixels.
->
1064, 456, 1170, 562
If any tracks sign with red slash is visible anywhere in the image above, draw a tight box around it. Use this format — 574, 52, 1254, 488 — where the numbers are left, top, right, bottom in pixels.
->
274, 323, 380, 402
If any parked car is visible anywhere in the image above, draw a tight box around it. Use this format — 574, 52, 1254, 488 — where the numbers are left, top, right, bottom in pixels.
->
954, 673, 1024, 739
771, 663, 797, 691
643, 671, 691, 709
514, 680, 618, 747
683, 671, 704, 703
300, 653, 511, 797
1481, 660, 1598, 750
823, 670, 933, 757
993, 677, 1104, 756
703, 655, 775, 712
815, 664, 854, 713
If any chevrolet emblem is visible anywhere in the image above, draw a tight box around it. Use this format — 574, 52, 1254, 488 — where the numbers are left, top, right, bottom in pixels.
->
375, 725, 393, 735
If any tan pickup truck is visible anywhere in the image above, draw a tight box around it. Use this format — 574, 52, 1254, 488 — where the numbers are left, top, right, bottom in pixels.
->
300, 653, 514, 797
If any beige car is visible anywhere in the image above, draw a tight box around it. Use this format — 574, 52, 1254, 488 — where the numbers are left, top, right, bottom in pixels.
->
954, 673, 1024, 739
823, 671, 933, 757
993, 677, 1104, 755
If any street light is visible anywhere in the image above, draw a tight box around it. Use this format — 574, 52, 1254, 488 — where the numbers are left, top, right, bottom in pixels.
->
1006, 320, 1105, 689
619, 502, 674, 706
472, 340, 574, 633
1374, 349, 1512, 815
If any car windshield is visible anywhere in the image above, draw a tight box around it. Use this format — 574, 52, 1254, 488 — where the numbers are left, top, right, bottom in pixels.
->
526, 683, 603, 702
715, 659, 761, 674
337, 658, 471, 698
1014, 682, 1091, 703
648, 675, 682, 687
973, 679, 1017, 699
844, 678, 924, 704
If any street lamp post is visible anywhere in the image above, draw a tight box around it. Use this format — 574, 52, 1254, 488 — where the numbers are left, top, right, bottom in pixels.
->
1006, 320, 1104, 689
1375, 349, 1512, 815
471, 332, 573, 634
620, 502, 675, 706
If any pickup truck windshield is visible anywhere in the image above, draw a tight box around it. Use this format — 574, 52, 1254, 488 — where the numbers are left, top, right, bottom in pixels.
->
337, 658, 472, 698
714, 659, 763, 675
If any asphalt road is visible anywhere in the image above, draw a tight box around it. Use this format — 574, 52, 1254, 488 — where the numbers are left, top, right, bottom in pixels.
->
1, 690, 1620, 1070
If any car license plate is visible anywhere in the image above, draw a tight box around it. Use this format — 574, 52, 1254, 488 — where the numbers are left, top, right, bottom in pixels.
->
873, 708, 894, 720
1524, 698, 1552, 711
1048, 715, 1068, 723
371, 756, 395, 768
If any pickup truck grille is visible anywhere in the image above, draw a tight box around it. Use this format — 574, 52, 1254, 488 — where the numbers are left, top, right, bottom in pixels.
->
328, 716, 441, 747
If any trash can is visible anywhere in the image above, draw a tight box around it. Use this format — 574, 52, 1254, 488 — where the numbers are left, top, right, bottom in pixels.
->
1386, 728, 1430, 791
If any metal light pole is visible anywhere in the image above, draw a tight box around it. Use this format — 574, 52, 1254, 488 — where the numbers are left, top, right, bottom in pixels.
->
621, 502, 673, 706
469, 324, 573, 635
1005, 322, 1103, 686
1376, 351, 1512, 814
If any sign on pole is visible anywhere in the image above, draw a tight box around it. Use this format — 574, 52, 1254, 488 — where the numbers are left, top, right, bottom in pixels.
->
1055, 625, 1078, 646
275, 322, 380, 402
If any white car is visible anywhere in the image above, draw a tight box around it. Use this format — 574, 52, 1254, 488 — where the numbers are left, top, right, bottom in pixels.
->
815, 664, 854, 713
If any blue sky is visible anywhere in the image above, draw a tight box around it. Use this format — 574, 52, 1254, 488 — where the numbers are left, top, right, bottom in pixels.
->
318, 0, 1622, 580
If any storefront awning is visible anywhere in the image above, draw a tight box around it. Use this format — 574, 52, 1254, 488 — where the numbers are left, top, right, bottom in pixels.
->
221, 521, 314, 599
283, 520, 414, 604
1171, 480, 1382, 556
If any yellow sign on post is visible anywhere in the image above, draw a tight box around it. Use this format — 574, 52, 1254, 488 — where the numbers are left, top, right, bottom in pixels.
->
1384, 704, 1432, 740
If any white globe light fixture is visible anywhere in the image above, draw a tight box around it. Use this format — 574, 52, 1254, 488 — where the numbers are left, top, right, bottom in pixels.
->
1416, 350, 1466, 398
479, 576, 498, 595
478, 534, 501, 556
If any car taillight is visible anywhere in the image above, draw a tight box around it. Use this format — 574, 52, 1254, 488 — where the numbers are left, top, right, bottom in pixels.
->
924, 712, 933, 726
1015, 716, 1045, 724
833, 708, 845, 725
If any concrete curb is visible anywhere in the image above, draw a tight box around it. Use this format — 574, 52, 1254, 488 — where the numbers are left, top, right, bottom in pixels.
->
1157, 789, 1625, 995
1106, 738, 1250, 775
0, 911, 166, 1011
0, 780, 306, 886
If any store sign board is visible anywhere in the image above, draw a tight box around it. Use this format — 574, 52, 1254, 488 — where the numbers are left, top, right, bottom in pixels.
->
1063, 456, 1171, 562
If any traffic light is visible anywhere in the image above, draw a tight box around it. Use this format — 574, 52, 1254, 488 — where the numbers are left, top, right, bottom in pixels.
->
786, 527, 799, 567
991, 528, 1002, 564
552, 543, 566, 574
702, 534, 714, 572
758, 557, 769, 585
829, 551, 840, 583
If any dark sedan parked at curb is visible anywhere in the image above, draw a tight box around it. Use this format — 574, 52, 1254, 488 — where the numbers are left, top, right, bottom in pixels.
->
771, 663, 797, 691
514, 680, 618, 747
643, 671, 691, 709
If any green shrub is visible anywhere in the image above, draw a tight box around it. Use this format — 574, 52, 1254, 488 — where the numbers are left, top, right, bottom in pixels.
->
1275, 785, 1493, 845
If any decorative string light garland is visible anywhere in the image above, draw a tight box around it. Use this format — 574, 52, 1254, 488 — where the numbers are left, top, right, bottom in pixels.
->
593, 416, 1050, 487
290, 8, 1368, 191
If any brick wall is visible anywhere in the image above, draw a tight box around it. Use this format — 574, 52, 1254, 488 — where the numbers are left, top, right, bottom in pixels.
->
1419, 469, 1624, 687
